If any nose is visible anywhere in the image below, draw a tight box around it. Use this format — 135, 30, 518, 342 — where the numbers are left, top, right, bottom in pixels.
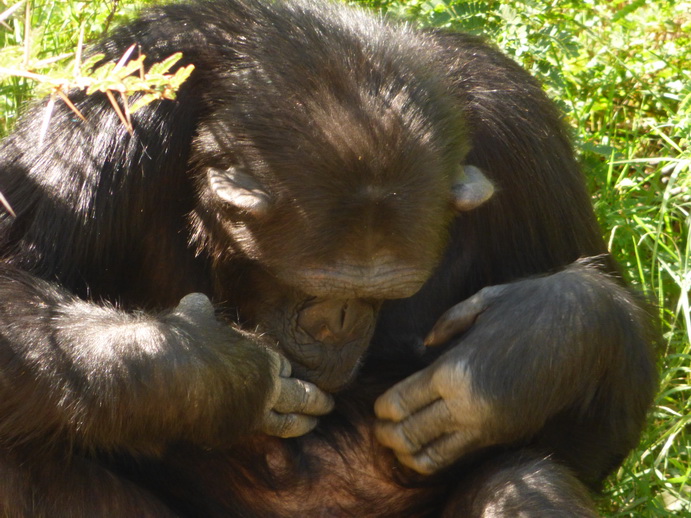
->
297, 298, 374, 345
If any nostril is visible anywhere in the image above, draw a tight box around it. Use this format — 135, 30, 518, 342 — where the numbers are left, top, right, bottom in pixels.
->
340, 301, 348, 330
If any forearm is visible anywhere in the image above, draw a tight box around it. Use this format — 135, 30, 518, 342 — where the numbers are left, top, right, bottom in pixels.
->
374, 260, 658, 477
461, 262, 657, 429
0, 267, 273, 454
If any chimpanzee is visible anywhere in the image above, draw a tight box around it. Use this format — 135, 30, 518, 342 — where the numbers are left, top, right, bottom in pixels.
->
0, 0, 657, 516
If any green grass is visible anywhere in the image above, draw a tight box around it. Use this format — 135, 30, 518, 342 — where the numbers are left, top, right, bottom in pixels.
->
1, 0, 689, 516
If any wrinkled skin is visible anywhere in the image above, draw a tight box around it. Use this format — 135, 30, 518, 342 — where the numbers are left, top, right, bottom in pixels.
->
173, 293, 336, 438
231, 276, 383, 393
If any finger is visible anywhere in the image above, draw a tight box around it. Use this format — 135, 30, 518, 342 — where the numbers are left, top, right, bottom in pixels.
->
374, 367, 437, 422
424, 296, 484, 347
171, 293, 215, 324
273, 377, 334, 416
261, 411, 318, 438
263, 347, 292, 378
276, 352, 292, 378
374, 399, 453, 455
176, 292, 213, 313
394, 428, 485, 475
424, 285, 507, 347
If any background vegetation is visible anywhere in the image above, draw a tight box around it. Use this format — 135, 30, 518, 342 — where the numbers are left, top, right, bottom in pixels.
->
1, 0, 689, 515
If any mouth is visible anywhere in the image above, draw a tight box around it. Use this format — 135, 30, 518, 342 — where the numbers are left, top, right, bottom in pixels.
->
277, 297, 377, 392
240, 281, 379, 393
288, 354, 364, 393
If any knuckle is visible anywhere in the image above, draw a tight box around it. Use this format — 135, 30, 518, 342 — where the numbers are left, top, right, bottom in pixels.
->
265, 349, 283, 377
299, 380, 314, 403
374, 421, 404, 451
373, 421, 389, 446
277, 353, 292, 377
430, 363, 453, 391
412, 439, 455, 475
286, 415, 317, 437
260, 412, 281, 436
376, 421, 421, 454
375, 392, 406, 422
270, 375, 287, 406
396, 423, 422, 454
416, 449, 444, 475
276, 413, 299, 437
295, 380, 333, 415
396, 452, 434, 476
431, 358, 469, 393
269, 410, 319, 438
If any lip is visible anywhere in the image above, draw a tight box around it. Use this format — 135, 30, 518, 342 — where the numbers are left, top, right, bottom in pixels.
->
287, 335, 366, 368
288, 353, 363, 393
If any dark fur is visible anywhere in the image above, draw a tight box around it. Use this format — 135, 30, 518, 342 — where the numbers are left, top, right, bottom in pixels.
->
0, 0, 657, 516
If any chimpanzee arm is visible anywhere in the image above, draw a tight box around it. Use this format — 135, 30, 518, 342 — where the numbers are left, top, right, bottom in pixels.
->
374, 260, 657, 484
371, 31, 657, 486
0, 265, 333, 455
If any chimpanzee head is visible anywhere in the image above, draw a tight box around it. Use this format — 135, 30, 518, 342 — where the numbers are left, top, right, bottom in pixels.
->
189, 9, 494, 392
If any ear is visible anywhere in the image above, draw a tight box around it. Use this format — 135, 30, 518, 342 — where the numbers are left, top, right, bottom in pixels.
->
452, 165, 495, 211
207, 167, 272, 216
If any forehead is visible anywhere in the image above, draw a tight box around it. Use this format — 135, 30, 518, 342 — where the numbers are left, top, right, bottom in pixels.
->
231, 73, 464, 194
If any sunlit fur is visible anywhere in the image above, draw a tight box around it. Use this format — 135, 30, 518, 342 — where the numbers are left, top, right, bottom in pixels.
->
0, 0, 657, 516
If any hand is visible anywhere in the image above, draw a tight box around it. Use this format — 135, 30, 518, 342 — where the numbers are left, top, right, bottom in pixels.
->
260, 349, 335, 438
172, 294, 334, 439
374, 286, 509, 475
374, 353, 494, 475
